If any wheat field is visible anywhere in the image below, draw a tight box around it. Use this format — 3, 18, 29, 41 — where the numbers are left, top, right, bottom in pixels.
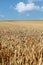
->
0, 20, 43, 65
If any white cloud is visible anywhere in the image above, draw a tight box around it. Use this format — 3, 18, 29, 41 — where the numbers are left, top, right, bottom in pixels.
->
15, 2, 40, 13
0, 15, 5, 18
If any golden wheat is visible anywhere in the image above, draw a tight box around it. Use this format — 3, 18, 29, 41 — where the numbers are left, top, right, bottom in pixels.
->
0, 21, 43, 65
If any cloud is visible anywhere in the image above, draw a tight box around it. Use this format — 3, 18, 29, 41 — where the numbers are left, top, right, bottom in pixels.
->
0, 15, 5, 18
15, 2, 40, 13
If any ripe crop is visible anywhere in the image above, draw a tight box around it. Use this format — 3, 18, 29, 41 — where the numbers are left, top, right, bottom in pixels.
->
0, 21, 43, 65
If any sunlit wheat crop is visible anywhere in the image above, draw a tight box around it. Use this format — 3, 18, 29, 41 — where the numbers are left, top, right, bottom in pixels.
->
0, 21, 43, 65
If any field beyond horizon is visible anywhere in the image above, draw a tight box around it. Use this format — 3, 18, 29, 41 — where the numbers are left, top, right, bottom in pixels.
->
0, 20, 43, 65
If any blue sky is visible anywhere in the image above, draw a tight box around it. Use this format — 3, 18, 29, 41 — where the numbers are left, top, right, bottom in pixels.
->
0, 0, 43, 20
